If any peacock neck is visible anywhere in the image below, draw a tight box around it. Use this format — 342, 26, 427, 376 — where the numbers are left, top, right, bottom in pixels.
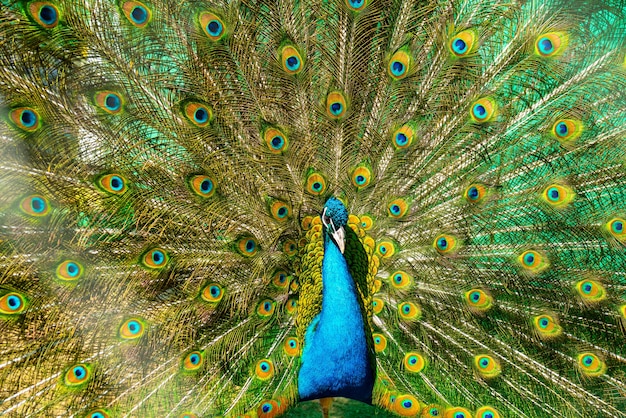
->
297, 230, 374, 403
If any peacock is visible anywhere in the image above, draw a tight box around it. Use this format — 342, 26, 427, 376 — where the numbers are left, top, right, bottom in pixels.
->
1, 0, 625, 416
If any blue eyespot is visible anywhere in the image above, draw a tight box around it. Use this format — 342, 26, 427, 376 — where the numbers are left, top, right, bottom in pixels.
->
470, 291, 480, 301
246, 240, 255, 252
312, 182, 322, 191
262, 403, 272, 413
91, 413, 105, 418
390, 61, 405, 77
73, 365, 86, 378
538, 37, 554, 55
583, 355, 593, 365
207, 20, 223, 37
524, 253, 534, 264
104, 94, 121, 112
613, 221, 623, 233
285, 56, 300, 71
30, 197, 46, 213
38, 5, 58, 25
389, 204, 401, 215
109, 175, 124, 192
555, 122, 568, 137
131, 6, 148, 24
547, 187, 560, 201
395, 132, 408, 146
7, 295, 22, 311
480, 358, 489, 368
539, 318, 549, 328
127, 320, 141, 334
151, 250, 165, 265
200, 179, 213, 194
467, 186, 479, 200
189, 353, 200, 365
437, 237, 448, 250
21, 109, 37, 128
270, 135, 285, 150
66, 262, 80, 277
452, 38, 467, 54
473, 104, 487, 119
330, 102, 343, 115
194, 107, 208, 124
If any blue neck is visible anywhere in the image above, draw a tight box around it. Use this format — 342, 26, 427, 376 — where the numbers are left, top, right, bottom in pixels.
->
298, 232, 374, 403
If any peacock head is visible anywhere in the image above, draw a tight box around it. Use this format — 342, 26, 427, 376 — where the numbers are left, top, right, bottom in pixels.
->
321, 197, 348, 254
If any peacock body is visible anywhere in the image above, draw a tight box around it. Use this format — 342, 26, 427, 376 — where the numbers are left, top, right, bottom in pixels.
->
0, 0, 625, 417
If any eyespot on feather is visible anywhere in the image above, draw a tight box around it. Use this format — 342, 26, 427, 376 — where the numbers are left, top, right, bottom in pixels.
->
119, 318, 146, 340
351, 165, 372, 189
188, 175, 216, 198
388, 48, 412, 80
56, 260, 84, 281
305, 171, 327, 195
263, 127, 288, 153
473, 354, 501, 378
575, 279, 606, 303
121, 1, 152, 28
392, 123, 416, 150
270, 200, 291, 221
10, 107, 41, 131
373, 333, 387, 352
376, 240, 397, 258
389, 271, 411, 289
605, 217, 625, 242
199, 12, 226, 41
464, 289, 492, 311
237, 237, 259, 256
20, 195, 50, 216
256, 298, 276, 318
87, 409, 110, 418
280, 45, 304, 74
94, 91, 123, 114
387, 198, 409, 218
97, 174, 127, 195
183, 102, 213, 127
535, 32, 568, 57
29, 2, 60, 28
0, 292, 28, 315
434, 234, 457, 254
394, 394, 420, 416
541, 183, 574, 208
470, 97, 496, 123
551, 119, 583, 143
533, 314, 562, 338
577, 352, 606, 377
464, 184, 487, 203
201, 283, 224, 303
398, 301, 421, 321
64, 363, 91, 387
403, 352, 426, 373
140, 247, 169, 269
444, 407, 472, 418
285, 297, 297, 314
475, 406, 501, 418
345, 0, 368, 12
449, 29, 477, 57
182, 351, 204, 371
360, 215, 373, 230
283, 337, 299, 356
272, 270, 289, 289
372, 297, 384, 314
326, 91, 347, 119
517, 250, 548, 273
255, 359, 275, 380
283, 239, 297, 255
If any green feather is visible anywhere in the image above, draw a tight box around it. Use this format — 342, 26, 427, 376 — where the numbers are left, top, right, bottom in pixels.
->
0, 0, 625, 417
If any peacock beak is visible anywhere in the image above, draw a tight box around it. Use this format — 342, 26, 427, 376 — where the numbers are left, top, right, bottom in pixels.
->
331, 226, 346, 254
